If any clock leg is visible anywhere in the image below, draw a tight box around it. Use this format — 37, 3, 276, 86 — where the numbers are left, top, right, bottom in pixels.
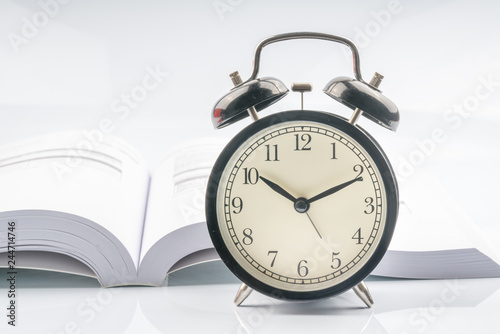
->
234, 282, 253, 306
352, 281, 374, 308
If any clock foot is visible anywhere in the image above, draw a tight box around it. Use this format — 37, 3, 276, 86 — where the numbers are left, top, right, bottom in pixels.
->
234, 283, 253, 306
352, 281, 374, 308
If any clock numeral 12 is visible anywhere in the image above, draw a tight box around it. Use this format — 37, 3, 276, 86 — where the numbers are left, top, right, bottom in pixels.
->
294, 134, 312, 151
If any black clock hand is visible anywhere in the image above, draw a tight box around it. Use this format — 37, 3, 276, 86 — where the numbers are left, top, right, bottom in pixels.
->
308, 177, 363, 204
260, 176, 323, 239
259, 176, 297, 202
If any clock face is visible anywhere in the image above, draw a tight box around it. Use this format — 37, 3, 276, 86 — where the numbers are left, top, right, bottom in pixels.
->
206, 110, 398, 300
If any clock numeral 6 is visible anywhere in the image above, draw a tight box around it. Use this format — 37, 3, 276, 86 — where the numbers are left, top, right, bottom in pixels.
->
297, 260, 309, 277
231, 197, 243, 214
243, 167, 259, 185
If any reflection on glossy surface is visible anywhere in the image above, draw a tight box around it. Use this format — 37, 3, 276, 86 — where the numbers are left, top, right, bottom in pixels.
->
1, 262, 499, 333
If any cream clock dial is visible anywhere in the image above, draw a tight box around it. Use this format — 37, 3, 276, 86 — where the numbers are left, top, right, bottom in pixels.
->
206, 110, 398, 301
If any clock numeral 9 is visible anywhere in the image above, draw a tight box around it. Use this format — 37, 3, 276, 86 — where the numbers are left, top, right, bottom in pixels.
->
243, 167, 259, 185
231, 197, 243, 214
331, 251, 342, 269
242, 228, 253, 245
297, 260, 309, 277
294, 134, 312, 151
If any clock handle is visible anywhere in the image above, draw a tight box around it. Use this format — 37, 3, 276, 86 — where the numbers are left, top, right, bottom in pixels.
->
242, 32, 365, 85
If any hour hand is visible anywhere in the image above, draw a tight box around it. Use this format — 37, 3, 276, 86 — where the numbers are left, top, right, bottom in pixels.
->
259, 176, 296, 202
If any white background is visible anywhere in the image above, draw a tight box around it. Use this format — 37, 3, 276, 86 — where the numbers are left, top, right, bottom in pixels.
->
1, 0, 499, 229
1, 0, 499, 333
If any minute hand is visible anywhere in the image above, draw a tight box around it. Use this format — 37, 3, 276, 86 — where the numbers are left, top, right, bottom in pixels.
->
308, 177, 363, 204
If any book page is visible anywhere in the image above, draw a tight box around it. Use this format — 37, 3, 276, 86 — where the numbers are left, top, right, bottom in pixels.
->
0, 131, 150, 269
0, 251, 97, 278
139, 138, 227, 265
390, 171, 500, 265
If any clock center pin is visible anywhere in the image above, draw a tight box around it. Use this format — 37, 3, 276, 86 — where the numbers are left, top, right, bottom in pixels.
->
294, 197, 310, 213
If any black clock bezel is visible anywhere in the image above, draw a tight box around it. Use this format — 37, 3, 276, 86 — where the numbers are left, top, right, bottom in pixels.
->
206, 110, 398, 301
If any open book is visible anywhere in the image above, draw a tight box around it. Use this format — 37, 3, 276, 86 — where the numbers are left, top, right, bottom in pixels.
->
0, 132, 499, 287
372, 171, 500, 279
0, 131, 225, 287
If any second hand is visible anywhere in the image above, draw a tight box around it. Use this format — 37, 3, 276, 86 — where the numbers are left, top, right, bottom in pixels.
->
260, 175, 324, 239
305, 211, 322, 239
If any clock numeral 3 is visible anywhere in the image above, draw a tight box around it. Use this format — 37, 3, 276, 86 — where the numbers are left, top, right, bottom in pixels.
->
364, 197, 374, 214
242, 228, 253, 245
297, 260, 309, 277
294, 134, 312, 151
243, 167, 259, 185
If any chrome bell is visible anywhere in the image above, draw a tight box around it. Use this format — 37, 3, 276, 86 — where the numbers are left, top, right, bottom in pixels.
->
211, 76, 288, 129
212, 32, 400, 132
324, 73, 399, 131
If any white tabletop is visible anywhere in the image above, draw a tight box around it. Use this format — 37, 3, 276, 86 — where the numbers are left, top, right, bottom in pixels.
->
1, 262, 499, 333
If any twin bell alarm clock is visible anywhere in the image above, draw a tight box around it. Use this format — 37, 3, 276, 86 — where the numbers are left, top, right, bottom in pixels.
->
205, 32, 399, 307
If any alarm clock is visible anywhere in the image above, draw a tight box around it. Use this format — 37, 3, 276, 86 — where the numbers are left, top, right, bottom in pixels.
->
205, 32, 399, 307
